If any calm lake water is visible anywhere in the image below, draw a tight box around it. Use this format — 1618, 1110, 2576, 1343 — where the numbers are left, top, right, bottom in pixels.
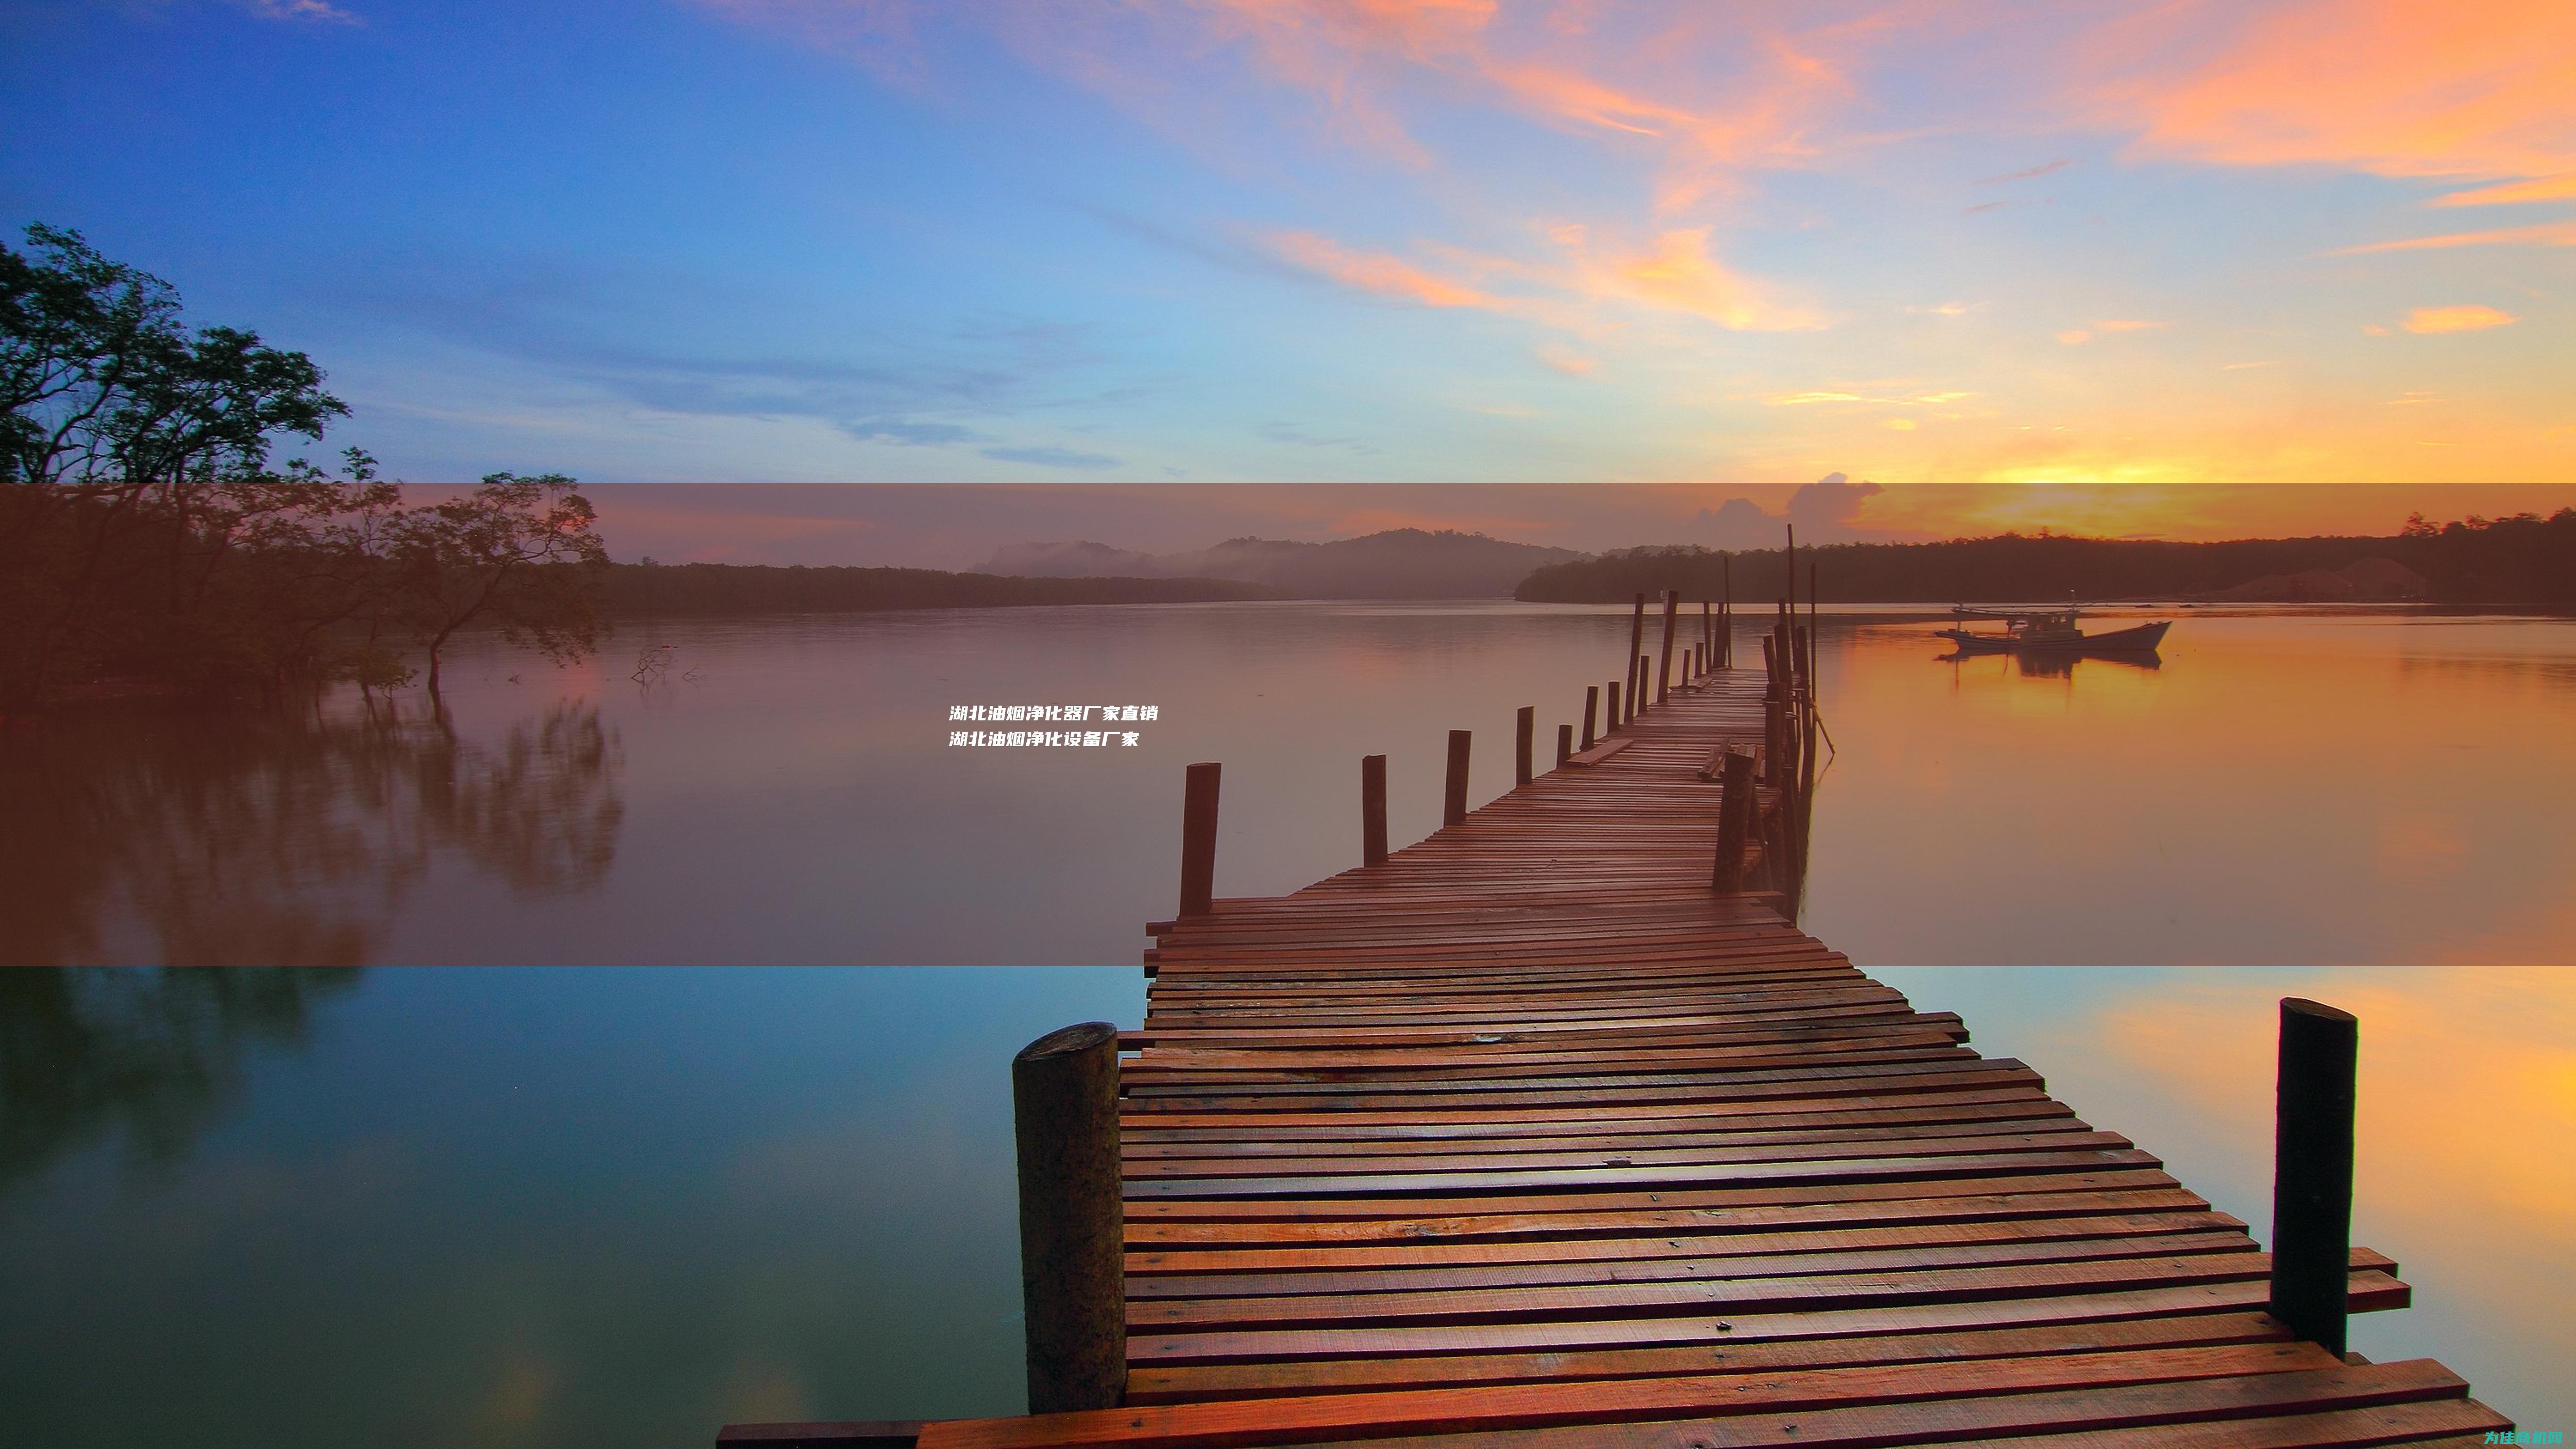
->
4, 603, 2572, 1444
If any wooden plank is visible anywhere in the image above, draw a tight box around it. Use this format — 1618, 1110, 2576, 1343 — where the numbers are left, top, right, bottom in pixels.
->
1126, 1272, 2413, 1367
921, 1343, 2346, 1449
1562, 737, 1635, 767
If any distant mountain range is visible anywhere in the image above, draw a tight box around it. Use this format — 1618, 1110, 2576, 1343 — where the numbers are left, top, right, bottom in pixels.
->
975, 529, 1587, 598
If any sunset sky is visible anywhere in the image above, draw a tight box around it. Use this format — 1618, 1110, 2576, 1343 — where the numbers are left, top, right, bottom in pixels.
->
6, 0, 2574, 554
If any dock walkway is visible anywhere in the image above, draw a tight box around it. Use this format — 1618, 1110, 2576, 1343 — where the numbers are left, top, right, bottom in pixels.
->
919, 670, 2511, 1448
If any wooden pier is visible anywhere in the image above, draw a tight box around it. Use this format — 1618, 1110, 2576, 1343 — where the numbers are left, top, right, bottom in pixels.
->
735, 621, 2516, 1448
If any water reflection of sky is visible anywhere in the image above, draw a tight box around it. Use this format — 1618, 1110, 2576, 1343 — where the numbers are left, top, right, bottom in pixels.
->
1808, 609, 2576, 964
11, 603, 2574, 967
0, 967, 1143, 1448
1878, 965, 2573, 1431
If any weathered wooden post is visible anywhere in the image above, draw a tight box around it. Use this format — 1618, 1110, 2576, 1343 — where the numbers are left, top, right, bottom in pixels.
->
1442, 729, 1471, 828
1625, 593, 1646, 721
1556, 722, 1573, 766
1178, 762, 1220, 917
1635, 654, 1650, 717
1720, 557, 1733, 669
1606, 681, 1621, 733
1011, 1021, 1125, 1413
1515, 706, 1535, 786
1760, 635, 1784, 787
1710, 747, 1756, 892
2270, 998, 2358, 1357
1655, 591, 1679, 704
1582, 685, 1600, 748
1793, 622, 1812, 701
1361, 753, 1387, 867
1761, 801, 1794, 912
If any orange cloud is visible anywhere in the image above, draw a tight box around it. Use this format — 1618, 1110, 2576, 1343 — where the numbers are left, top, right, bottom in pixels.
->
1269, 224, 1813, 334
2430, 174, 2576, 207
1475, 59, 1695, 140
2402, 305, 2519, 333
2120, 0, 2576, 183
1267, 229, 1500, 310
1579, 227, 1821, 331
2331, 219, 2576, 253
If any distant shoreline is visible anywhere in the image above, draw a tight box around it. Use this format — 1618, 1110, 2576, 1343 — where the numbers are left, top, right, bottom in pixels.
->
603, 562, 1275, 615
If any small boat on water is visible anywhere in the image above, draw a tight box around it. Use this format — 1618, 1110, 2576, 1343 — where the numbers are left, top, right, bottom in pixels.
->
1935, 605, 2172, 655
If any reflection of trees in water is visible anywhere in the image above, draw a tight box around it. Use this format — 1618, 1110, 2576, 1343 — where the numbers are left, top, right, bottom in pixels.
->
0, 967, 362, 1190
0, 702, 623, 966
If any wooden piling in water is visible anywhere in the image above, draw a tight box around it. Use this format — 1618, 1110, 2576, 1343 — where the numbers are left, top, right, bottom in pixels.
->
1581, 685, 1598, 749
1720, 557, 1733, 668
1514, 706, 1535, 787
1655, 591, 1678, 705
1604, 681, 1620, 734
1709, 747, 1756, 892
1010, 1021, 1125, 1414
1178, 762, 1219, 917
1442, 730, 1471, 829
1555, 721, 1572, 767
2271, 998, 2358, 1357
1360, 754, 1387, 867
1624, 594, 1646, 724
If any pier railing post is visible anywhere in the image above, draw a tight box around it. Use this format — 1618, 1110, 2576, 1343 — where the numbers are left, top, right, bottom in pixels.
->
1361, 753, 1388, 866
1606, 681, 1621, 733
1656, 591, 1679, 704
1625, 593, 1647, 721
1710, 748, 1755, 892
1011, 1022, 1126, 1414
1760, 637, 1785, 787
2270, 997, 2358, 1358
1443, 730, 1471, 828
1556, 722, 1572, 767
1581, 686, 1599, 749
1515, 706, 1535, 786
1178, 762, 1220, 916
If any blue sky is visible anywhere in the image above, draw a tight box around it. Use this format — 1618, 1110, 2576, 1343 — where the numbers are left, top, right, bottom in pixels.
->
5, 0, 2573, 535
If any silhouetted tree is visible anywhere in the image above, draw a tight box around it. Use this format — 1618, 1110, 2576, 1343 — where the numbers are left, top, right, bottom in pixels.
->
391, 472, 607, 695
1, 224, 367, 704
2, 225, 611, 705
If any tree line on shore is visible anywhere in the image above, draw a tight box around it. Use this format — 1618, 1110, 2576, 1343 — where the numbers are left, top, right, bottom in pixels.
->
2, 224, 605, 709
1514, 513, 2576, 606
